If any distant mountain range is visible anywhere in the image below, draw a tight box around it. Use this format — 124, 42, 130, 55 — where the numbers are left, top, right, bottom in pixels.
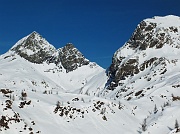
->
0, 15, 180, 134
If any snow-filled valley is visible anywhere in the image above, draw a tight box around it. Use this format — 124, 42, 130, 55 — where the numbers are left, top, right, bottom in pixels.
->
0, 15, 180, 134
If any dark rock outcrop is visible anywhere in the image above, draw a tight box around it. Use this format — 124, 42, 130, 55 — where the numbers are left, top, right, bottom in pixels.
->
11, 32, 89, 72
58, 43, 89, 72
107, 15, 180, 90
11, 31, 56, 64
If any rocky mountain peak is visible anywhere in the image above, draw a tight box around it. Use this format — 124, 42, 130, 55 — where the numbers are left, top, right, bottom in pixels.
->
127, 15, 180, 51
10, 32, 90, 72
28, 31, 39, 37
58, 43, 89, 72
107, 15, 180, 91
11, 31, 56, 64
1, 16, 180, 134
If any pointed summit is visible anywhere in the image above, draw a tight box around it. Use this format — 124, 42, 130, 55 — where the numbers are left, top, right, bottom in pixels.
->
11, 31, 56, 64
31, 31, 39, 34
27, 31, 41, 39
9, 32, 92, 72
58, 43, 89, 72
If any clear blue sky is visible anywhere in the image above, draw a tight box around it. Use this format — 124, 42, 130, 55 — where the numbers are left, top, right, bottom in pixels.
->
0, 0, 180, 68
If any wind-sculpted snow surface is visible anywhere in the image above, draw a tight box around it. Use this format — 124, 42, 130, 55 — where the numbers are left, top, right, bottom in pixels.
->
0, 15, 180, 134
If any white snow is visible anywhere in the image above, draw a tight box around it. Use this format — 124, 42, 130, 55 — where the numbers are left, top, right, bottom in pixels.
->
0, 15, 180, 134
145, 15, 180, 28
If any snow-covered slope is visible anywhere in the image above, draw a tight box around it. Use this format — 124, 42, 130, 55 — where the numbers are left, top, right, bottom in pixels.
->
102, 15, 180, 133
82, 15, 180, 133
0, 15, 180, 134
0, 32, 108, 133
104, 15, 180, 97
3, 31, 105, 93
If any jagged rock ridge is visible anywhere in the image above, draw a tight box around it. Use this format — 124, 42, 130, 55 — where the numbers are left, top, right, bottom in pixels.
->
0, 15, 180, 134
11, 31, 90, 72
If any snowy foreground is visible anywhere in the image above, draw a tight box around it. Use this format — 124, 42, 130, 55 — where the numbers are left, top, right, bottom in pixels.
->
0, 15, 180, 134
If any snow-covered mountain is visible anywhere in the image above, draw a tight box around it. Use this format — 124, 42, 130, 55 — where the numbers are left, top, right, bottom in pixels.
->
0, 15, 180, 134
11, 31, 56, 64
10, 31, 90, 72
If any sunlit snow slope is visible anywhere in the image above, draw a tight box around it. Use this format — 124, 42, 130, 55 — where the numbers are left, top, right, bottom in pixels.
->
0, 15, 180, 134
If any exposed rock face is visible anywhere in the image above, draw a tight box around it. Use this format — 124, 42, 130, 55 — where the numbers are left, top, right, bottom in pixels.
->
107, 15, 180, 90
11, 31, 56, 64
58, 43, 89, 72
10, 32, 89, 72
